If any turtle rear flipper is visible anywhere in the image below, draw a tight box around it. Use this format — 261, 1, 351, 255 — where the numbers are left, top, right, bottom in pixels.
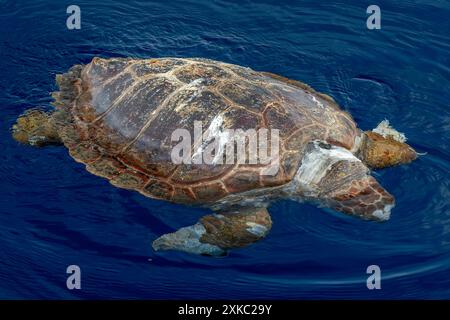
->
12, 65, 84, 147
12, 109, 62, 147
152, 207, 272, 256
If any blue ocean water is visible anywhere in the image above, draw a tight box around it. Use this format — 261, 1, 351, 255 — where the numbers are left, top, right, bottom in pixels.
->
0, 0, 449, 299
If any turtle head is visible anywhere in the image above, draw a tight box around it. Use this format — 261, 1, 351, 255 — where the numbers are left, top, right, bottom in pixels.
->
359, 121, 417, 169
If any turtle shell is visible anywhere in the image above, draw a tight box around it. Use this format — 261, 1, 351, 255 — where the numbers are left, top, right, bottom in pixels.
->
52, 57, 359, 205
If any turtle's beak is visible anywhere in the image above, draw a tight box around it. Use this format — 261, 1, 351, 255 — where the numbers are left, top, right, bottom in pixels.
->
360, 131, 417, 169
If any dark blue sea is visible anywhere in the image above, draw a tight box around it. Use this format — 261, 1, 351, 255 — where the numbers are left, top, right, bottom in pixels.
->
0, 0, 449, 299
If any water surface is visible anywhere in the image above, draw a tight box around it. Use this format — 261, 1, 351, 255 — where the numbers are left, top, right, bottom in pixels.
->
0, 0, 449, 299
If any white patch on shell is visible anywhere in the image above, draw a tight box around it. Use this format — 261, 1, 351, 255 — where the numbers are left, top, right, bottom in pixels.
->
192, 114, 223, 161
372, 120, 407, 143
350, 133, 363, 154
191, 114, 233, 164
309, 94, 324, 108
291, 141, 361, 196
174, 78, 205, 112
212, 131, 233, 164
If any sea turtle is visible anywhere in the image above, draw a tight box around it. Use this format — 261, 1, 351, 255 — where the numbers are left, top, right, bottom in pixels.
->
12, 57, 417, 256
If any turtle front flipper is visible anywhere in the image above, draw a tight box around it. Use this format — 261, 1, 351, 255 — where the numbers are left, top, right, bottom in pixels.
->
152, 207, 272, 256
294, 141, 395, 221
319, 160, 395, 221
12, 109, 62, 147
322, 171, 395, 221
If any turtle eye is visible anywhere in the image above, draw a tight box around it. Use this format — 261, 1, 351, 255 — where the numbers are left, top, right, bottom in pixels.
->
318, 142, 332, 150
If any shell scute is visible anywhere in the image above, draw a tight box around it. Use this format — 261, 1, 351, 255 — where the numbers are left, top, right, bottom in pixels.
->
219, 81, 278, 112
191, 182, 228, 203
131, 58, 186, 76
88, 72, 136, 117
101, 77, 178, 141
223, 170, 263, 193
142, 179, 174, 200
111, 169, 149, 190
173, 63, 230, 85
87, 57, 132, 86
86, 156, 127, 179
